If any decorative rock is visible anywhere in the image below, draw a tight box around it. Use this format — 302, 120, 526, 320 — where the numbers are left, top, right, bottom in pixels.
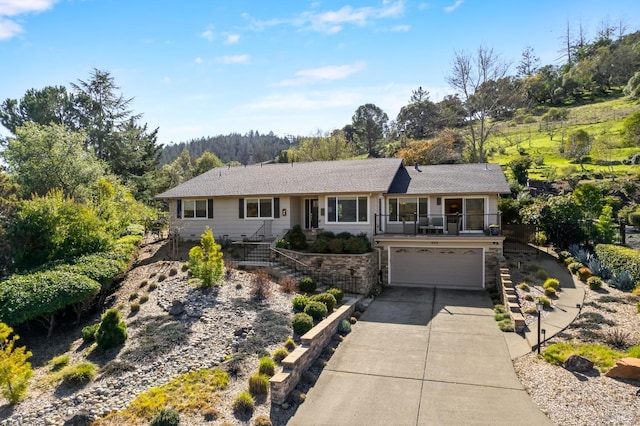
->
604, 357, 640, 380
169, 299, 185, 316
563, 354, 594, 372
281, 402, 291, 410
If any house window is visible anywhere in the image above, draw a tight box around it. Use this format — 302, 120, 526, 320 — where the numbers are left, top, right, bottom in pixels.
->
246, 198, 274, 218
327, 196, 368, 223
388, 198, 428, 222
181, 199, 211, 219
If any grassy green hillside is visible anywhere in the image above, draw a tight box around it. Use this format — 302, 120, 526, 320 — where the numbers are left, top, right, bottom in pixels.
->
486, 95, 640, 181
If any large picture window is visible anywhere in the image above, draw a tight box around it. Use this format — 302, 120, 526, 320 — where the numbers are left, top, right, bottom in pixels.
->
388, 197, 428, 222
327, 196, 368, 223
246, 198, 273, 218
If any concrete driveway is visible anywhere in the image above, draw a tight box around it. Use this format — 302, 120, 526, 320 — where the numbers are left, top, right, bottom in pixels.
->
288, 287, 551, 426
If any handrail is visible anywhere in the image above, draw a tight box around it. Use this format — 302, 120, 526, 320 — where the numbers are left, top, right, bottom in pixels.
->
248, 222, 265, 241
270, 247, 311, 269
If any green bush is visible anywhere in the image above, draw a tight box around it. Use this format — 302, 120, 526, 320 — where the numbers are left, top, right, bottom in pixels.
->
272, 347, 289, 363
344, 235, 370, 253
258, 357, 275, 377
629, 212, 640, 229
287, 225, 307, 250
49, 354, 70, 371
0, 323, 33, 404
311, 293, 337, 313
542, 278, 560, 291
284, 337, 296, 351
517, 282, 530, 291
187, 227, 224, 288
568, 262, 583, 274
494, 312, 510, 321
248, 373, 269, 396
60, 253, 127, 289
497, 319, 515, 332
543, 342, 623, 371
304, 301, 328, 321
557, 250, 572, 262
587, 276, 603, 290
493, 304, 507, 314
535, 269, 549, 280
595, 244, 640, 285
327, 287, 344, 302
150, 408, 180, 426
95, 309, 127, 350
577, 267, 592, 281
544, 287, 557, 298
82, 323, 99, 343
0, 270, 100, 329
61, 362, 98, 386
299, 276, 316, 293
292, 313, 314, 335
292, 295, 310, 313
338, 319, 351, 334
232, 391, 254, 413
563, 256, 576, 266
311, 237, 329, 253
536, 296, 552, 308
628, 345, 640, 358
327, 238, 344, 254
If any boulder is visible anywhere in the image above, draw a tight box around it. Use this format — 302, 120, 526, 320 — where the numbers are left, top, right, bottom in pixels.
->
605, 357, 640, 381
169, 299, 185, 316
563, 354, 594, 372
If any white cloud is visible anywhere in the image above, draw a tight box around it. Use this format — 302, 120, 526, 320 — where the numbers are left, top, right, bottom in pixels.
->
243, 1, 405, 35
218, 54, 250, 64
382, 24, 411, 32
194, 57, 203, 64
224, 34, 240, 44
0, 0, 57, 40
273, 62, 366, 87
444, 0, 463, 13
201, 25, 214, 41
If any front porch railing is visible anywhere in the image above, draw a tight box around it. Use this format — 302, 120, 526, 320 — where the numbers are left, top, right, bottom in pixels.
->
374, 213, 502, 236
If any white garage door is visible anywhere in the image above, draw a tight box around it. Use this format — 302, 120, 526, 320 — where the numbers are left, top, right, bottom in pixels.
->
390, 247, 483, 289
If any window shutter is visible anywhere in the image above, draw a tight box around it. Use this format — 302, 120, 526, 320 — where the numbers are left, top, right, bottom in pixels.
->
208, 199, 214, 218
176, 199, 182, 218
274, 198, 280, 218
238, 198, 244, 218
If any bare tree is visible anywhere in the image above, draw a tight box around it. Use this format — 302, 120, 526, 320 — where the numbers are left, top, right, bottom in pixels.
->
445, 46, 509, 163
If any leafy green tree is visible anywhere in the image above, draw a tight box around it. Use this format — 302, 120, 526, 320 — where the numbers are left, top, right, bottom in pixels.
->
572, 183, 604, 219
563, 129, 593, 170
0, 169, 19, 278
351, 103, 388, 157
2, 123, 105, 199
396, 87, 440, 140
289, 130, 356, 162
521, 195, 585, 248
621, 111, 640, 147
95, 309, 127, 350
188, 226, 224, 287
508, 157, 533, 185
194, 151, 224, 176
0, 323, 33, 404
623, 71, 640, 99
446, 46, 509, 162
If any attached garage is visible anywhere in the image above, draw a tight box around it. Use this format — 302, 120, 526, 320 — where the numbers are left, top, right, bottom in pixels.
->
389, 247, 484, 289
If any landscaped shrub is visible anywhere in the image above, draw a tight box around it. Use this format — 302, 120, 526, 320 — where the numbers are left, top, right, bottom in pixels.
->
535, 269, 549, 280
497, 319, 515, 332
292, 295, 310, 313
284, 337, 296, 351
604, 328, 633, 349
292, 313, 314, 335
629, 212, 640, 229
139, 294, 149, 304
169, 267, 178, 276
0, 323, 33, 404
95, 309, 127, 350
130, 302, 141, 314
299, 276, 316, 293
49, 354, 70, 371
254, 415, 273, 426
272, 347, 289, 363
338, 319, 352, 334
327, 238, 344, 254
558, 250, 572, 262
258, 357, 275, 377
82, 323, 99, 343
609, 270, 636, 291
312, 293, 337, 313
61, 362, 98, 386
248, 373, 269, 396
577, 267, 592, 281
304, 301, 328, 321
536, 296, 552, 308
543, 342, 623, 371
250, 269, 272, 300
279, 276, 298, 294
543, 278, 561, 291
493, 304, 507, 314
150, 408, 180, 426
517, 282, 530, 291
494, 312, 510, 321
287, 225, 307, 250
232, 391, 254, 413
587, 276, 603, 290
327, 287, 344, 302
544, 287, 557, 298
595, 244, 640, 285
563, 256, 576, 266
344, 236, 369, 253
310, 237, 329, 253
187, 226, 224, 288
568, 262, 583, 274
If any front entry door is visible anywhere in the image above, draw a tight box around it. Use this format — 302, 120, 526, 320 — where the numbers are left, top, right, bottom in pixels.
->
305, 199, 319, 229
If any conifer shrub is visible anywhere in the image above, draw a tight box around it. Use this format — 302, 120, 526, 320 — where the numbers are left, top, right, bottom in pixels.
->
272, 348, 289, 363
326, 287, 344, 302
284, 337, 296, 351
82, 323, 99, 343
292, 313, 314, 336
304, 301, 328, 321
299, 276, 316, 293
95, 309, 127, 350
292, 295, 310, 313
587, 276, 603, 290
312, 292, 337, 312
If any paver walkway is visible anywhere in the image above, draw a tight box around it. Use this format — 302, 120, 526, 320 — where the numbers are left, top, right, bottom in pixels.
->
289, 287, 551, 426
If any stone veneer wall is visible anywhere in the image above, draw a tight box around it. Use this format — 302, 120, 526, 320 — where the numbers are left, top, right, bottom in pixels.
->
270, 298, 358, 405
276, 250, 379, 295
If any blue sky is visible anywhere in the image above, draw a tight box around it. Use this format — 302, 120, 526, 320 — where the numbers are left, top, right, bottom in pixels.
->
1, 0, 639, 146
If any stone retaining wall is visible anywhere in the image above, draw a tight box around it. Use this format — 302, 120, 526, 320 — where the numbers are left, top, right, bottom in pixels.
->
499, 267, 525, 332
270, 298, 358, 405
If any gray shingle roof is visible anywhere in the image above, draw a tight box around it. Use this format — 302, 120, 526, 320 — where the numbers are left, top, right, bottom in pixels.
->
157, 158, 404, 198
397, 163, 511, 195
